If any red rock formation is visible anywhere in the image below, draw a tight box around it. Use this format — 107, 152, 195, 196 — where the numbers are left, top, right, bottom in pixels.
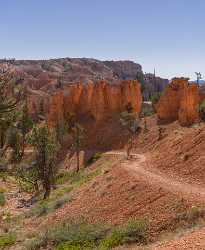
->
47, 80, 142, 126
156, 78, 200, 126
27, 89, 49, 120
178, 83, 199, 126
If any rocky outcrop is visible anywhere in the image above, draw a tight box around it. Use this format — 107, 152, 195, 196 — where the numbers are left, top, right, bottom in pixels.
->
143, 73, 169, 101
0, 58, 168, 99
156, 78, 200, 126
47, 80, 142, 126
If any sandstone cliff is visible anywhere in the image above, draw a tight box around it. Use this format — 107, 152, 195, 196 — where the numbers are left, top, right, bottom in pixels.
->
156, 78, 200, 126
47, 80, 142, 126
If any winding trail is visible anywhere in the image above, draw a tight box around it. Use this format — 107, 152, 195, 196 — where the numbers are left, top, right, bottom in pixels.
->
105, 151, 205, 203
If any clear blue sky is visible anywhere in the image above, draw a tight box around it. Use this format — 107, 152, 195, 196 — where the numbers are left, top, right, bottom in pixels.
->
1, 0, 205, 79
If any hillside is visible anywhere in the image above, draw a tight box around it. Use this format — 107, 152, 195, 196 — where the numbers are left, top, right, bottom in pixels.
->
2, 114, 205, 249
1, 66, 205, 250
0, 58, 168, 100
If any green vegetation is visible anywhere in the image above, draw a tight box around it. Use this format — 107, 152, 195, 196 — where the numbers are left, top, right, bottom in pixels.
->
99, 219, 148, 249
0, 233, 16, 249
2, 211, 14, 223
120, 103, 141, 159
150, 92, 162, 105
141, 103, 154, 117
22, 164, 101, 220
28, 125, 60, 199
25, 221, 106, 250
175, 206, 205, 227
27, 195, 71, 218
0, 191, 5, 206
160, 206, 205, 233
87, 153, 102, 165
25, 219, 149, 250
199, 100, 205, 112
56, 169, 101, 187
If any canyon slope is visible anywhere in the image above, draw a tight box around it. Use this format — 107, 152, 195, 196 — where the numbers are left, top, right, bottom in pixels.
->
0, 58, 168, 100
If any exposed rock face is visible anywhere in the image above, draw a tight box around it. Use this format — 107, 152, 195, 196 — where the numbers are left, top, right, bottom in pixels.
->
0, 58, 168, 100
143, 73, 169, 101
103, 60, 142, 79
156, 78, 200, 126
47, 80, 142, 126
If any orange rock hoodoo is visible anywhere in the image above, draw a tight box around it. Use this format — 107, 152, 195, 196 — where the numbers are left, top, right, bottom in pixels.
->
47, 80, 142, 126
156, 78, 200, 126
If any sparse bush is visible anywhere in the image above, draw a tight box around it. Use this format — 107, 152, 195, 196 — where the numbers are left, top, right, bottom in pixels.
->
0, 187, 6, 193
31, 202, 49, 217
52, 196, 71, 210
160, 206, 205, 232
2, 211, 13, 223
140, 103, 154, 117
87, 153, 102, 165
55, 171, 82, 185
27, 195, 71, 218
56, 169, 100, 187
25, 221, 106, 250
25, 219, 148, 250
25, 232, 48, 250
0, 172, 7, 182
150, 92, 162, 105
175, 206, 205, 227
99, 219, 148, 249
0, 233, 16, 248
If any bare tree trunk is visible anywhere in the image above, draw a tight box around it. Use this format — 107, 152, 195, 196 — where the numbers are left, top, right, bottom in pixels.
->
0, 131, 5, 149
126, 138, 132, 160
34, 181, 39, 197
21, 135, 25, 159
43, 180, 51, 199
144, 117, 148, 133
76, 149, 80, 172
76, 126, 80, 172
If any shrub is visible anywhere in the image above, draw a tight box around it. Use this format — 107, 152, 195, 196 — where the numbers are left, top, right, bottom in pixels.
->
25, 219, 148, 250
140, 103, 154, 117
26, 221, 106, 250
56, 171, 82, 185
27, 201, 49, 218
25, 233, 48, 250
0, 233, 16, 248
99, 219, 148, 249
52, 196, 71, 210
0, 192, 6, 206
161, 206, 205, 232
150, 92, 162, 105
175, 206, 205, 227
56, 169, 100, 187
27, 195, 71, 218
87, 153, 102, 165
199, 100, 205, 112
2, 211, 13, 223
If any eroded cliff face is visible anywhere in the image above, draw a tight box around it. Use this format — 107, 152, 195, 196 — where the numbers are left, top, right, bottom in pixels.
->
156, 78, 200, 126
47, 80, 142, 126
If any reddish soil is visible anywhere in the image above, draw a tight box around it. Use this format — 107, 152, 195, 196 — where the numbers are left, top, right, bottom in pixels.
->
5, 115, 205, 249
152, 227, 205, 250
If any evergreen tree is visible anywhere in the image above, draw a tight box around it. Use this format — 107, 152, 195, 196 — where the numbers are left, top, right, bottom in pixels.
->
28, 125, 59, 199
